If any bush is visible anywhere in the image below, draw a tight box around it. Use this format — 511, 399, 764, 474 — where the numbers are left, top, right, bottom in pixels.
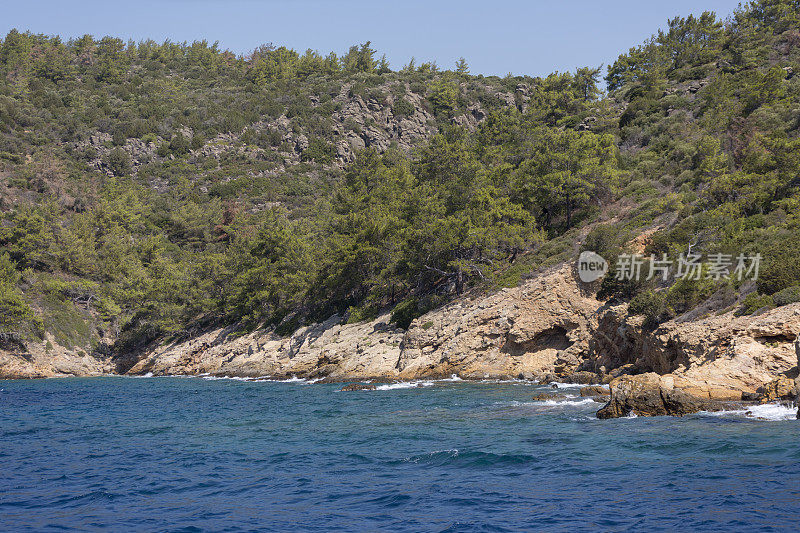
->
663, 274, 716, 316
772, 285, 800, 307
393, 98, 415, 118
757, 241, 800, 295
301, 138, 336, 164
169, 132, 190, 155
581, 224, 629, 261
391, 298, 419, 329
736, 292, 774, 316
105, 148, 131, 176
628, 290, 665, 329
428, 78, 459, 116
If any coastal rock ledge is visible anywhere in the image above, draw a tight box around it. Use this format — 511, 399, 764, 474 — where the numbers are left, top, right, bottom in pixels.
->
2, 262, 800, 421
596, 373, 729, 418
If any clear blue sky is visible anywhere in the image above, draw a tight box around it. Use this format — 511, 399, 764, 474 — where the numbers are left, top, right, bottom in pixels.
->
2, 0, 743, 77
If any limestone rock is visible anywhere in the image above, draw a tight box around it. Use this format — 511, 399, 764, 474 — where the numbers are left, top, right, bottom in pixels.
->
397, 264, 601, 379
795, 334, 800, 419
596, 373, 723, 419
756, 377, 796, 402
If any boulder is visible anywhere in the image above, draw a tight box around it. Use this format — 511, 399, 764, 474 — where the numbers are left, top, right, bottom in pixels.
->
596, 373, 722, 419
340, 383, 377, 392
756, 377, 796, 402
561, 371, 603, 385
531, 392, 566, 401
579, 386, 610, 397
597, 373, 667, 418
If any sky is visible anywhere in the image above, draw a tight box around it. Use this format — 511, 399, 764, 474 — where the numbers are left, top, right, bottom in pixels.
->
2, 0, 744, 77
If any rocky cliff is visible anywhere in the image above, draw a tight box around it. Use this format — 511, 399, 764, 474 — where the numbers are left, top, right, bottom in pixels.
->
5, 261, 798, 422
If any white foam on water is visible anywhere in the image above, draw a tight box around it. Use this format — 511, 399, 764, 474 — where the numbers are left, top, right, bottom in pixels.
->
201, 375, 253, 381
540, 398, 598, 407
499, 398, 596, 408
701, 402, 796, 421
549, 382, 589, 389
376, 380, 435, 391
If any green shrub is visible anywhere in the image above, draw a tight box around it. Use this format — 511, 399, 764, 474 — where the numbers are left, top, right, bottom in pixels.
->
757, 240, 800, 295
105, 148, 131, 176
736, 292, 774, 316
301, 138, 336, 164
663, 274, 716, 316
393, 98, 415, 118
772, 286, 800, 307
391, 298, 419, 329
628, 290, 666, 329
169, 132, 190, 155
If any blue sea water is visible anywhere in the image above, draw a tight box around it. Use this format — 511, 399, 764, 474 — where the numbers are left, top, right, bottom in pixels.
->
0, 376, 798, 532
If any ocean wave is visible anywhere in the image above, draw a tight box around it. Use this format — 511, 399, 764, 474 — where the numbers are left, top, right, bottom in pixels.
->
200, 375, 318, 383
548, 382, 608, 390
540, 398, 598, 407
375, 381, 435, 390
201, 375, 254, 381
499, 398, 597, 408
400, 449, 537, 468
700, 402, 797, 421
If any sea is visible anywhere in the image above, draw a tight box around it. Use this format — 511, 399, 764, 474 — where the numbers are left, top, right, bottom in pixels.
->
1, 376, 798, 532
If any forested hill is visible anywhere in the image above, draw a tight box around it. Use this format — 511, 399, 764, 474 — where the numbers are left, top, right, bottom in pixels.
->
1, 0, 800, 362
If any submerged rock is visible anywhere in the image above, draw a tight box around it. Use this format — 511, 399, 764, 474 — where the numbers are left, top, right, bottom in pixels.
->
531, 392, 567, 402
340, 383, 377, 392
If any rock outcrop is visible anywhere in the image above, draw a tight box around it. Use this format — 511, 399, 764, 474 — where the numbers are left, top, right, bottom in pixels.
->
340, 383, 377, 392
796, 335, 800, 419
580, 386, 610, 397
0, 333, 113, 379
112, 264, 603, 381
396, 265, 601, 379
3, 258, 800, 424
596, 373, 726, 418
124, 313, 405, 380
590, 303, 800, 403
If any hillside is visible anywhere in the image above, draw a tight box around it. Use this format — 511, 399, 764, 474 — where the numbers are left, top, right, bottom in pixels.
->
1, 0, 800, 383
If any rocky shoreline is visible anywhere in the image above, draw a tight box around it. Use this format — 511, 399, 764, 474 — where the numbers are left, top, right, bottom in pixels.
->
2, 263, 799, 419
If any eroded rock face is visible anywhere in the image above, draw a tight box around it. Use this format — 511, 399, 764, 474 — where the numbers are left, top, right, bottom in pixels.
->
0, 333, 113, 379
756, 377, 796, 402
4, 259, 800, 422
397, 265, 601, 379
795, 335, 800, 419
125, 313, 405, 380
589, 303, 800, 402
596, 373, 722, 419
120, 265, 600, 381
